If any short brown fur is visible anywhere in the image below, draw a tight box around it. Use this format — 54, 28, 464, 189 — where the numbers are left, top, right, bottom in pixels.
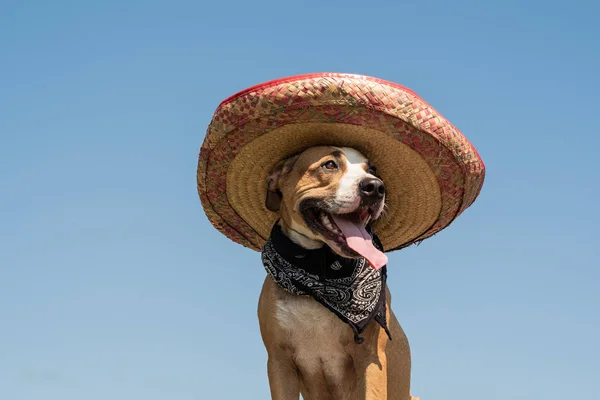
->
258, 146, 419, 400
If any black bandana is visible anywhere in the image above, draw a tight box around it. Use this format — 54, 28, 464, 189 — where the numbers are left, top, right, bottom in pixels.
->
261, 223, 391, 344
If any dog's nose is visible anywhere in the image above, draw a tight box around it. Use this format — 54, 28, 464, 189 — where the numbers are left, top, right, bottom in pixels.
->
359, 178, 385, 199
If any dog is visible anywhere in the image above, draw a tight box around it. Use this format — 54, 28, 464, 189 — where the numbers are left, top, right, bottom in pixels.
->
257, 146, 418, 400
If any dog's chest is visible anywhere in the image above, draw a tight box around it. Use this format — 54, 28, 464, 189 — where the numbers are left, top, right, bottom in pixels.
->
275, 293, 352, 347
274, 293, 360, 396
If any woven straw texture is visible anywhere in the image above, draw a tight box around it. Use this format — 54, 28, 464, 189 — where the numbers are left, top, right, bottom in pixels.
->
197, 73, 485, 252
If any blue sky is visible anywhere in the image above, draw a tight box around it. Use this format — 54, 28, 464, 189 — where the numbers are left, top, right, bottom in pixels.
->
1, 0, 598, 399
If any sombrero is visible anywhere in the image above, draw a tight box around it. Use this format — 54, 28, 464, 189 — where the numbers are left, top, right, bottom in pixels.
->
197, 73, 485, 253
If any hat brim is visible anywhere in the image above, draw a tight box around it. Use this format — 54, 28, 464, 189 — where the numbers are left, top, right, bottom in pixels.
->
197, 73, 485, 252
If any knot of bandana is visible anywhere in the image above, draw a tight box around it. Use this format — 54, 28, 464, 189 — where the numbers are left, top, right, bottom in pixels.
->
261, 223, 392, 344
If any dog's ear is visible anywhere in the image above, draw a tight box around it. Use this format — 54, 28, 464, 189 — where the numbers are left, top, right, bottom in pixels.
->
265, 186, 282, 212
265, 155, 299, 212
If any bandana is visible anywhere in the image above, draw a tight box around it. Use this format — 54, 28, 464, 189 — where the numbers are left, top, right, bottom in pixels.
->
261, 223, 391, 344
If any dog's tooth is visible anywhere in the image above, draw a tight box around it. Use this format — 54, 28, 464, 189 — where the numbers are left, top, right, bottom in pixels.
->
320, 214, 331, 229
321, 214, 339, 233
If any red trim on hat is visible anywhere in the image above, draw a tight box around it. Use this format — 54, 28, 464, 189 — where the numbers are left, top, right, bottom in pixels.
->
219, 73, 420, 107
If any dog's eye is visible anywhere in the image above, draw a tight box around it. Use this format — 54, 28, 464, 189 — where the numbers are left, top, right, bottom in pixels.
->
322, 160, 338, 170
368, 165, 377, 175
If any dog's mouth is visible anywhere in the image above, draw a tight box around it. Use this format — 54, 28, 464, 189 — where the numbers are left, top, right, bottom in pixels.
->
301, 205, 388, 270
304, 207, 370, 241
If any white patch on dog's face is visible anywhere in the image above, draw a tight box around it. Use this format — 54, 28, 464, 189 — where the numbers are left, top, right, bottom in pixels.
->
333, 147, 369, 213
334, 147, 383, 219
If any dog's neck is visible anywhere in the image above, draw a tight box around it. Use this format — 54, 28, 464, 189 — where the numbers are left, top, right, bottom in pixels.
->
278, 219, 323, 250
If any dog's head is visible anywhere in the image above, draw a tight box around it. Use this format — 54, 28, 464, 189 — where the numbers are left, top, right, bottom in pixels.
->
266, 146, 388, 269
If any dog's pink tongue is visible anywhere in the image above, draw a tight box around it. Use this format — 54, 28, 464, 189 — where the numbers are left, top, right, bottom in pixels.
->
331, 214, 388, 270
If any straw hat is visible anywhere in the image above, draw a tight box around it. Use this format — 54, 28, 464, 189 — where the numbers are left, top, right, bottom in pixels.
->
197, 73, 485, 252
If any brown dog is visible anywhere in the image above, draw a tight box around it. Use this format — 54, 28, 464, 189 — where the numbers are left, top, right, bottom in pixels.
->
257, 146, 418, 400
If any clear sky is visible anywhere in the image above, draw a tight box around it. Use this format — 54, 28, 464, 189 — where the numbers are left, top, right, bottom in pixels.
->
1, 1, 598, 399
